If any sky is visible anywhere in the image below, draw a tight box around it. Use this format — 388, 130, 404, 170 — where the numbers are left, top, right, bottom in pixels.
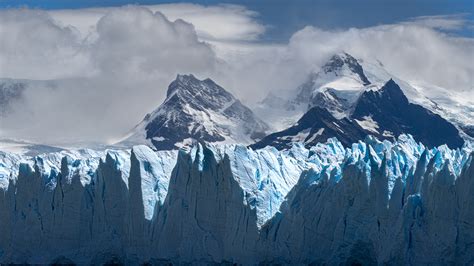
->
0, 0, 473, 144
1, 0, 473, 40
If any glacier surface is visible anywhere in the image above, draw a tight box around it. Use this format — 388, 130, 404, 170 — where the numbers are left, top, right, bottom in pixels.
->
0, 135, 472, 264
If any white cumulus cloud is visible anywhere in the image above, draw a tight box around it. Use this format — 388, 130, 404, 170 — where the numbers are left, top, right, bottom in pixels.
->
47, 3, 265, 42
0, 6, 218, 144
286, 23, 474, 93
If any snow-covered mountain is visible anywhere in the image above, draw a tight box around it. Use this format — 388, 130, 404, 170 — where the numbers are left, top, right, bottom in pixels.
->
254, 53, 470, 149
258, 52, 473, 139
292, 52, 372, 118
1, 55, 471, 152
254, 53, 382, 131
0, 135, 472, 264
119, 74, 268, 150
254, 79, 465, 150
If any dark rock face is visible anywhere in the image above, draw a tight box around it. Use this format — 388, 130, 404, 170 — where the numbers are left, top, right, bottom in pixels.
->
460, 125, 474, 138
352, 79, 464, 149
251, 107, 367, 150
132, 74, 268, 150
254, 79, 465, 150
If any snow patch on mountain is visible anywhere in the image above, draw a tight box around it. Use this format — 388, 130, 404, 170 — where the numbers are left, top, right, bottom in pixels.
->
355, 116, 380, 133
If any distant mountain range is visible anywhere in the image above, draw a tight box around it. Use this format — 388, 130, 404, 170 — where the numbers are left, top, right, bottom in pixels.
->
0, 52, 472, 151
119, 53, 469, 150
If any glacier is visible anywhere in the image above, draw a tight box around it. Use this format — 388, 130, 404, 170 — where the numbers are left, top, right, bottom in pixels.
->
0, 135, 472, 264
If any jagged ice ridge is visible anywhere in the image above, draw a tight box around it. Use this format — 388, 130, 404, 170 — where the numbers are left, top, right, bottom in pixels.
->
0, 135, 473, 264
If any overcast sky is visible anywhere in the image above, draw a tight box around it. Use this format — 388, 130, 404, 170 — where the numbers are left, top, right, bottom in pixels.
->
0, 1, 473, 144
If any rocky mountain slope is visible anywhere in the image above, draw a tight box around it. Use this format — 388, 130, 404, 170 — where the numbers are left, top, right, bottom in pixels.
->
253, 52, 469, 150
251, 106, 368, 150
352, 79, 464, 148
254, 79, 465, 150
119, 74, 268, 150
0, 135, 472, 264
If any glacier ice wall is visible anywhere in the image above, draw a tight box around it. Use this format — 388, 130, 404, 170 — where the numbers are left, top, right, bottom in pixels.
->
0, 136, 472, 264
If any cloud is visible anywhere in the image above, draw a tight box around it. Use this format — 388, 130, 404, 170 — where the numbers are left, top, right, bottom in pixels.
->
0, 6, 218, 144
204, 15, 473, 105
92, 6, 216, 77
147, 4, 265, 41
210, 13, 474, 103
286, 23, 474, 92
47, 3, 265, 43
405, 14, 472, 31
0, 8, 91, 79
0, 4, 472, 145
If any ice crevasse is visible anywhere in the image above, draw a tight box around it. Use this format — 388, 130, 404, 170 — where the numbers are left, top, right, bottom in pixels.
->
0, 134, 472, 264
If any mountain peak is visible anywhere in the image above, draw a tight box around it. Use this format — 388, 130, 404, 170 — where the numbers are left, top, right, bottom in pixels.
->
167, 74, 202, 97
322, 52, 371, 86
165, 74, 235, 112
385, 78, 396, 87
288, 52, 372, 118
176, 73, 196, 80
120, 74, 268, 150
168, 74, 223, 96
328, 51, 355, 62
375, 79, 409, 106
174, 74, 216, 84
